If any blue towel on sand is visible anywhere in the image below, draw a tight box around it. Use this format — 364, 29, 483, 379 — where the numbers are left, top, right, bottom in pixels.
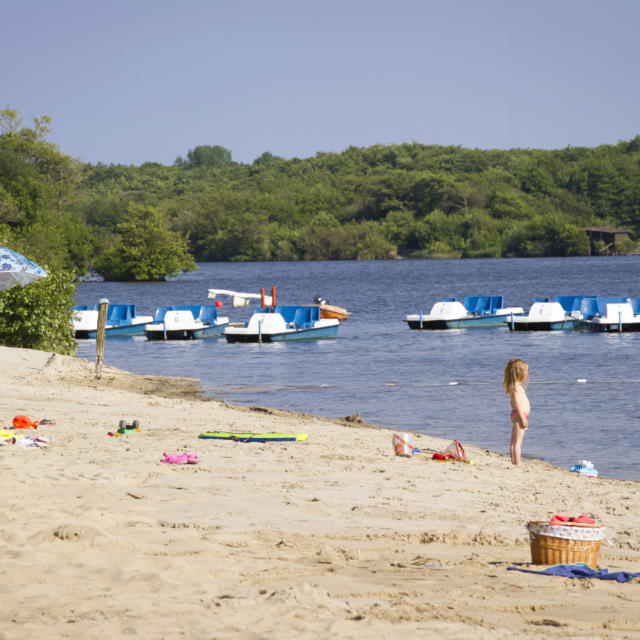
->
508, 563, 640, 583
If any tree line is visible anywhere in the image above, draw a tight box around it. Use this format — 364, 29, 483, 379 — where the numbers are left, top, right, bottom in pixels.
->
75, 138, 640, 265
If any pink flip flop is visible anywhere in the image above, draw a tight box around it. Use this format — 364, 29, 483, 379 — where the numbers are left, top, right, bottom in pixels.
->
161, 452, 198, 465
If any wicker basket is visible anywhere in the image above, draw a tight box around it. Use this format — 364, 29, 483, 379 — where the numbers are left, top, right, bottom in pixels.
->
527, 521, 605, 567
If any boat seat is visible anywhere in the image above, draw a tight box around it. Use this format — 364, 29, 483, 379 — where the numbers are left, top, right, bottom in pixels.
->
555, 296, 588, 314
463, 296, 500, 316
199, 305, 219, 324
474, 296, 490, 314
153, 307, 165, 322
488, 296, 504, 315
272, 305, 320, 328
292, 306, 318, 328
107, 304, 135, 323
579, 298, 599, 319
463, 296, 483, 314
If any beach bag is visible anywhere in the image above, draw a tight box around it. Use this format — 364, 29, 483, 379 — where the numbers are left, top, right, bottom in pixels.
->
442, 439, 467, 461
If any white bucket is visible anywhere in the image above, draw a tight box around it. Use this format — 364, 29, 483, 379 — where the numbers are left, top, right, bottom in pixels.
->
393, 432, 413, 457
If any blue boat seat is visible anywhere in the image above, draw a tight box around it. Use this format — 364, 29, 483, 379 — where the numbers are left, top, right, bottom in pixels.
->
463, 295, 503, 316
476, 296, 490, 314
107, 304, 135, 324
293, 306, 319, 328
555, 295, 597, 314
263, 305, 320, 328
198, 305, 219, 324
488, 296, 504, 315
153, 306, 170, 322
579, 298, 599, 319
462, 296, 482, 314
555, 296, 579, 313
293, 307, 309, 327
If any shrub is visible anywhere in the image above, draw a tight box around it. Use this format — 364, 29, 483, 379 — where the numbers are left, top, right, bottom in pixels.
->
0, 269, 77, 355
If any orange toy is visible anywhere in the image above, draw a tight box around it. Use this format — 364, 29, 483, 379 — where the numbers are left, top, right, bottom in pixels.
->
12, 415, 39, 429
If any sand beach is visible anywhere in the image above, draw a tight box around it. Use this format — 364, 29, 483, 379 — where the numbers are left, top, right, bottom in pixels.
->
1, 344, 639, 639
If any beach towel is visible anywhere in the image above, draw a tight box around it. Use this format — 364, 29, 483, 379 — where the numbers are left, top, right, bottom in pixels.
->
161, 452, 198, 464
550, 514, 595, 525
508, 563, 640, 583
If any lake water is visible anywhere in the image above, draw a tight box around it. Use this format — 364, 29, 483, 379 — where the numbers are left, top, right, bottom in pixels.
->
75, 257, 640, 482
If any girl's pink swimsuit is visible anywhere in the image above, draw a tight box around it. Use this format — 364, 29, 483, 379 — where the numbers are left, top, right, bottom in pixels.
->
511, 410, 529, 420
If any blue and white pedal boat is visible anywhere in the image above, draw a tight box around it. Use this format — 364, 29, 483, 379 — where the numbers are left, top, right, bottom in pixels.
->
145, 305, 229, 340
506, 296, 595, 331
224, 305, 339, 343
573, 297, 640, 333
73, 304, 153, 339
405, 296, 523, 330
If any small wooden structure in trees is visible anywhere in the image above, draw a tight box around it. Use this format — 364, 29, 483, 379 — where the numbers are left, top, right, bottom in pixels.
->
584, 227, 631, 255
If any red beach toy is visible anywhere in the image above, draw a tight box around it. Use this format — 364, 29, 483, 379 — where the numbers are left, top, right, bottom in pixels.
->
13, 415, 38, 429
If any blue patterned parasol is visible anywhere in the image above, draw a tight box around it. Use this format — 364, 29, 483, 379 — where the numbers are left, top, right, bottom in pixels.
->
0, 246, 48, 290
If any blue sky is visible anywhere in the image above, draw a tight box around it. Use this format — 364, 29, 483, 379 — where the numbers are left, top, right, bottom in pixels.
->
3, 0, 639, 166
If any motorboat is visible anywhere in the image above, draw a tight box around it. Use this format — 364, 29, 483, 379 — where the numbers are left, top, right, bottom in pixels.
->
144, 305, 229, 340
506, 296, 595, 331
573, 297, 640, 333
405, 296, 524, 330
224, 305, 340, 343
312, 296, 350, 321
73, 304, 153, 339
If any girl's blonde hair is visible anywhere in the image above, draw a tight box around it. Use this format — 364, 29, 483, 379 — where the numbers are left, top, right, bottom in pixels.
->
503, 358, 528, 393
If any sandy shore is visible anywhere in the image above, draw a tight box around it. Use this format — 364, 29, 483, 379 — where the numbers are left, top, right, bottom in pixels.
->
1, 345, 639, 639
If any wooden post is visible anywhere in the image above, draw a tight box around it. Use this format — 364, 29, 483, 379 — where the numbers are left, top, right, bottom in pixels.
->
95, 298, 109, 379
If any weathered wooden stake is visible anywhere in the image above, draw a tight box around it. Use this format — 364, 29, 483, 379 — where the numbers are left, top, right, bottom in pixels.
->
95, 298, 109, 379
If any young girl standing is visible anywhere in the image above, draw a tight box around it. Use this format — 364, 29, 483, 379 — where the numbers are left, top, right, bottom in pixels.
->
503, 358, 530, 465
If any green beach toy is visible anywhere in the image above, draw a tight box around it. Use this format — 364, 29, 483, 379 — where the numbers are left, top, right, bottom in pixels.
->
118, 419, 141, 434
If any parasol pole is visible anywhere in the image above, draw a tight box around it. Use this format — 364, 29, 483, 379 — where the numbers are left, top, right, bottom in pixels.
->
95, 298, 109, 379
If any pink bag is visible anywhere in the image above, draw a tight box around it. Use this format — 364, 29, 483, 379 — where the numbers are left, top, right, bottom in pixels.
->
442, 440, 467, 461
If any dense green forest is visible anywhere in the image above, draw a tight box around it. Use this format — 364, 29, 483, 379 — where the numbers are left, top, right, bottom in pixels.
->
75, 137, 640, 266
3, 108, 640, 279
